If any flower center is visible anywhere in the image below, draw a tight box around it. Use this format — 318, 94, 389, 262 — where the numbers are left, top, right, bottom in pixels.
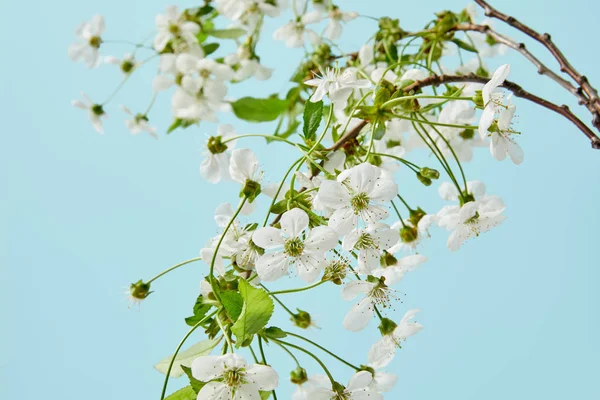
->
355, 233, 376, 250
368, 283, 396, 310
200, 69, 211, 78
168, 24, 180, 35
284, 237, 304, 257
223, 368, 246, 388
88, 36, 102, 48
350, 192, 370, 213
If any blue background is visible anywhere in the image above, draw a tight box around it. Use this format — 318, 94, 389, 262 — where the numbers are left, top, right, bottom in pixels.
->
2, 0, 599, 398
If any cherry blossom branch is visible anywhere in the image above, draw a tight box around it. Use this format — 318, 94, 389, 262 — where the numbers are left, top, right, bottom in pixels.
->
403, 74, 600, 148
474, 0, 600, 130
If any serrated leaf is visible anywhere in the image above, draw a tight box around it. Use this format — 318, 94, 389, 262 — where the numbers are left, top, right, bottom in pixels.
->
181, 365, 205, 394
302, 100, 323, 141
231, 280, 274, 346
202, 42, 220, 56
452, 38, 478, 53
154, 338, 219, 378
185, 295, 212, 327
208, 28, 247, 39
165, 386, 196, 400
220, 290, 244, 322
231, 97, 289, 122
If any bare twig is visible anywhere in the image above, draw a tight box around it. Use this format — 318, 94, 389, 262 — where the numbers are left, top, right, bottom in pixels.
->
473, 0, 600, 129
403, 73, 600, 149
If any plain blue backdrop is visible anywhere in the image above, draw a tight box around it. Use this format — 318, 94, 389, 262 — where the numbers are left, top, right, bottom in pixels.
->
2, 0, 600, 398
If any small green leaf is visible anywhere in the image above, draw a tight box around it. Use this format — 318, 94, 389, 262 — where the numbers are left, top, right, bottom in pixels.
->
270, 199, 288, 215
452, 38, 478, 53
263, 326, 287, 339
373, 119, 386, 140
167, 118, 182, 134
184, 294, 212, 327
231, 279, 274, 346
202, 43, 220, 56
208, 28, 247, 39
181, 365, 206, 394
220, 290, 244, 322
231, 97, 289, 122
154, 338, 219, 377
165, 386, 196, 400
302, 100, 323, 141
260, 391, 272, 400
374, 88, 391, 107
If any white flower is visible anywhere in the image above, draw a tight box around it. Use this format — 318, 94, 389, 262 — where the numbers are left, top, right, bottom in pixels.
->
273, 12, 322, 48
252, 208, 338, 282
386, 214, 437, 254
191, 353, 278, 399
214, 203, 261, 270
365, 353, 398, 393
437, 99, 487, 162
479, 64, 510, 138
305, 68, 371, 103
172, 76, 230, 122
154, 6, 200, 52
104, 53, 137, 74
120, 106, 157, 138
200, 125, 237, 183
306, 371, 383, 399
68, 15, 105, 68
229, 148, 261, 185
342, 223, 398, 274
71, 92, 107, 133
292, 375, 331, 400
372, 254, 428, 285
317, 163, 397, 236
176, 54, 235, 85
489, 98, 524, 164
218, 0, 286, 28
436, 183, 507, 251
341, 278, 396, 332
368, 309, 424, 369
323, 7, 358, 40
226, 50, 274, 81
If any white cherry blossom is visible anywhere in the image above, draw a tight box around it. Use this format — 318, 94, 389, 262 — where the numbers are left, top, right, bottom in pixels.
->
191, 353, 278, 399
200, 125, 237, 183
322, 7, 358, 40
489, 97, 524, 164
120, 106, 157, 138
372, 254, 428, 285
273, 11, 322, 48
153, 6, 200, 52
341, 277, 396, 332
68, 15, 105, 68
317, 163, 397, 235
71, 92, 107, 133
479, 64, 511, 138
342, 223, 398, 274
252, 208, 338, 282
229, 148, 261, 186
305, 68, 371, 103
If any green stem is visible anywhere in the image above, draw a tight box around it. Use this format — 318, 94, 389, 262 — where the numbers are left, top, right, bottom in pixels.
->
391, 200, 406, 228
261, 284, 296, 317
273, 340, 301, 367
269, 279, 328, 295
159, 310, 218, 400
372, 152, 420, 173
215, 311, 234, 352
101, 74, 131, 105
381, 94, 472, 110
147, 257, 202, 284
209, 197, 247, 302
284, 332, 360, 371
392, 113, 478, 130
262, 157, 303, 227
273, 339, 336, 384
396, 194, 412, 211
221, 134, 296, 147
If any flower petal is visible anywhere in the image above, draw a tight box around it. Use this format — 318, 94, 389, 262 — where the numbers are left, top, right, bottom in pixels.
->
252, 227, 284, 249
343, 298, 374, 332
255, 252, 289, 281
280, 208, 309, 239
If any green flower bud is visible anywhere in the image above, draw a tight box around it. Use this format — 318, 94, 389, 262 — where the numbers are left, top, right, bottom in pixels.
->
241, 179, 261, 202
290, 367, 308, 385
416, 172, 432, 186
291, 309, 313, 329
207, 136, 228, 154
129, 280, 152, 302
420, 167, 440, 180
400, 225, 418, 243
378, 317, 398, 336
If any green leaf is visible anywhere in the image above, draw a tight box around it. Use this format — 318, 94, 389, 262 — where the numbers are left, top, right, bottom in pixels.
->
208, 28, 247, 39
220, 290, 244, 322
231, 97, 289, 122
302, 100, 323, 141
374, 88, 391, 107
184, 294, 212, 327
181, 365, 206, 394
167, 118, 182, 134
373, 119, 386, 140
260, 391, 272, 400
231, 279, 274, 346
154, 338, 219, 377
202, 43, 220, 56
452, 38, 478, 53
270, 199, 288, 215
263, 326, 287, 339
165, 386, 196, 400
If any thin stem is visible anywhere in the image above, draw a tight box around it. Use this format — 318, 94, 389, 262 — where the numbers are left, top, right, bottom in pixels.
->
249, 345, 260, 363
273, 339, 336, 384
269, 280, 328, 295
284, 332, 360, 371
261, 284, 296, 317
147, 257, 202, 284
101, 75, 131, 105
258, 336, 267, 364
381, 94, 472, 110
216, 312, 234, 352
262, 157, 303, 226
391, 200, 406, 228
273, 340, 301, 367
392, 113, 478, 130
159, 310, 218, 400
372, 152, 420, 173
221, 134, 296, 147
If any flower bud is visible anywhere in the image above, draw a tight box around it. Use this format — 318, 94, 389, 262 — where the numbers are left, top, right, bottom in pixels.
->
378, 317, 398, 336
399, 225, 418, 243
91, 104, 105, 117
290, 367, 308, 385
420, 167, 440, 180
416, 172, 432, 186
291, 309, 312, 329
129, 280, 152, 301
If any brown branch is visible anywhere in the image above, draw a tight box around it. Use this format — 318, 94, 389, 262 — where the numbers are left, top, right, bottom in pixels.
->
473, 0, 600, 130
403, 74, 600, 149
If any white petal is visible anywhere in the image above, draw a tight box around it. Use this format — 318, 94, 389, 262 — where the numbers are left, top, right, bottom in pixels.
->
367, 336, 396, 369
317, 180, 351, 208
191, 355, 226, 381
200, 155, 222, 184
304, 226, 338, 252
197, 381, 231, 400
373, 372, 398, 392
252, 227, 284, 249
229, 148, 259, 184
296, 251, 326, 283
341, 281, 374, 301
438, 181, 459, 201
328, 207, 357, 236
347, 371, 373, 391
255, 252, 289, 281
280, 208, 309, 239
343, 297, 374, 332
244, 364, 279, 391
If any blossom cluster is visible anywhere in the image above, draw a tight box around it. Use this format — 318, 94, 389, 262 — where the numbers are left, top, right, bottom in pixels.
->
70, 2, 528, 399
